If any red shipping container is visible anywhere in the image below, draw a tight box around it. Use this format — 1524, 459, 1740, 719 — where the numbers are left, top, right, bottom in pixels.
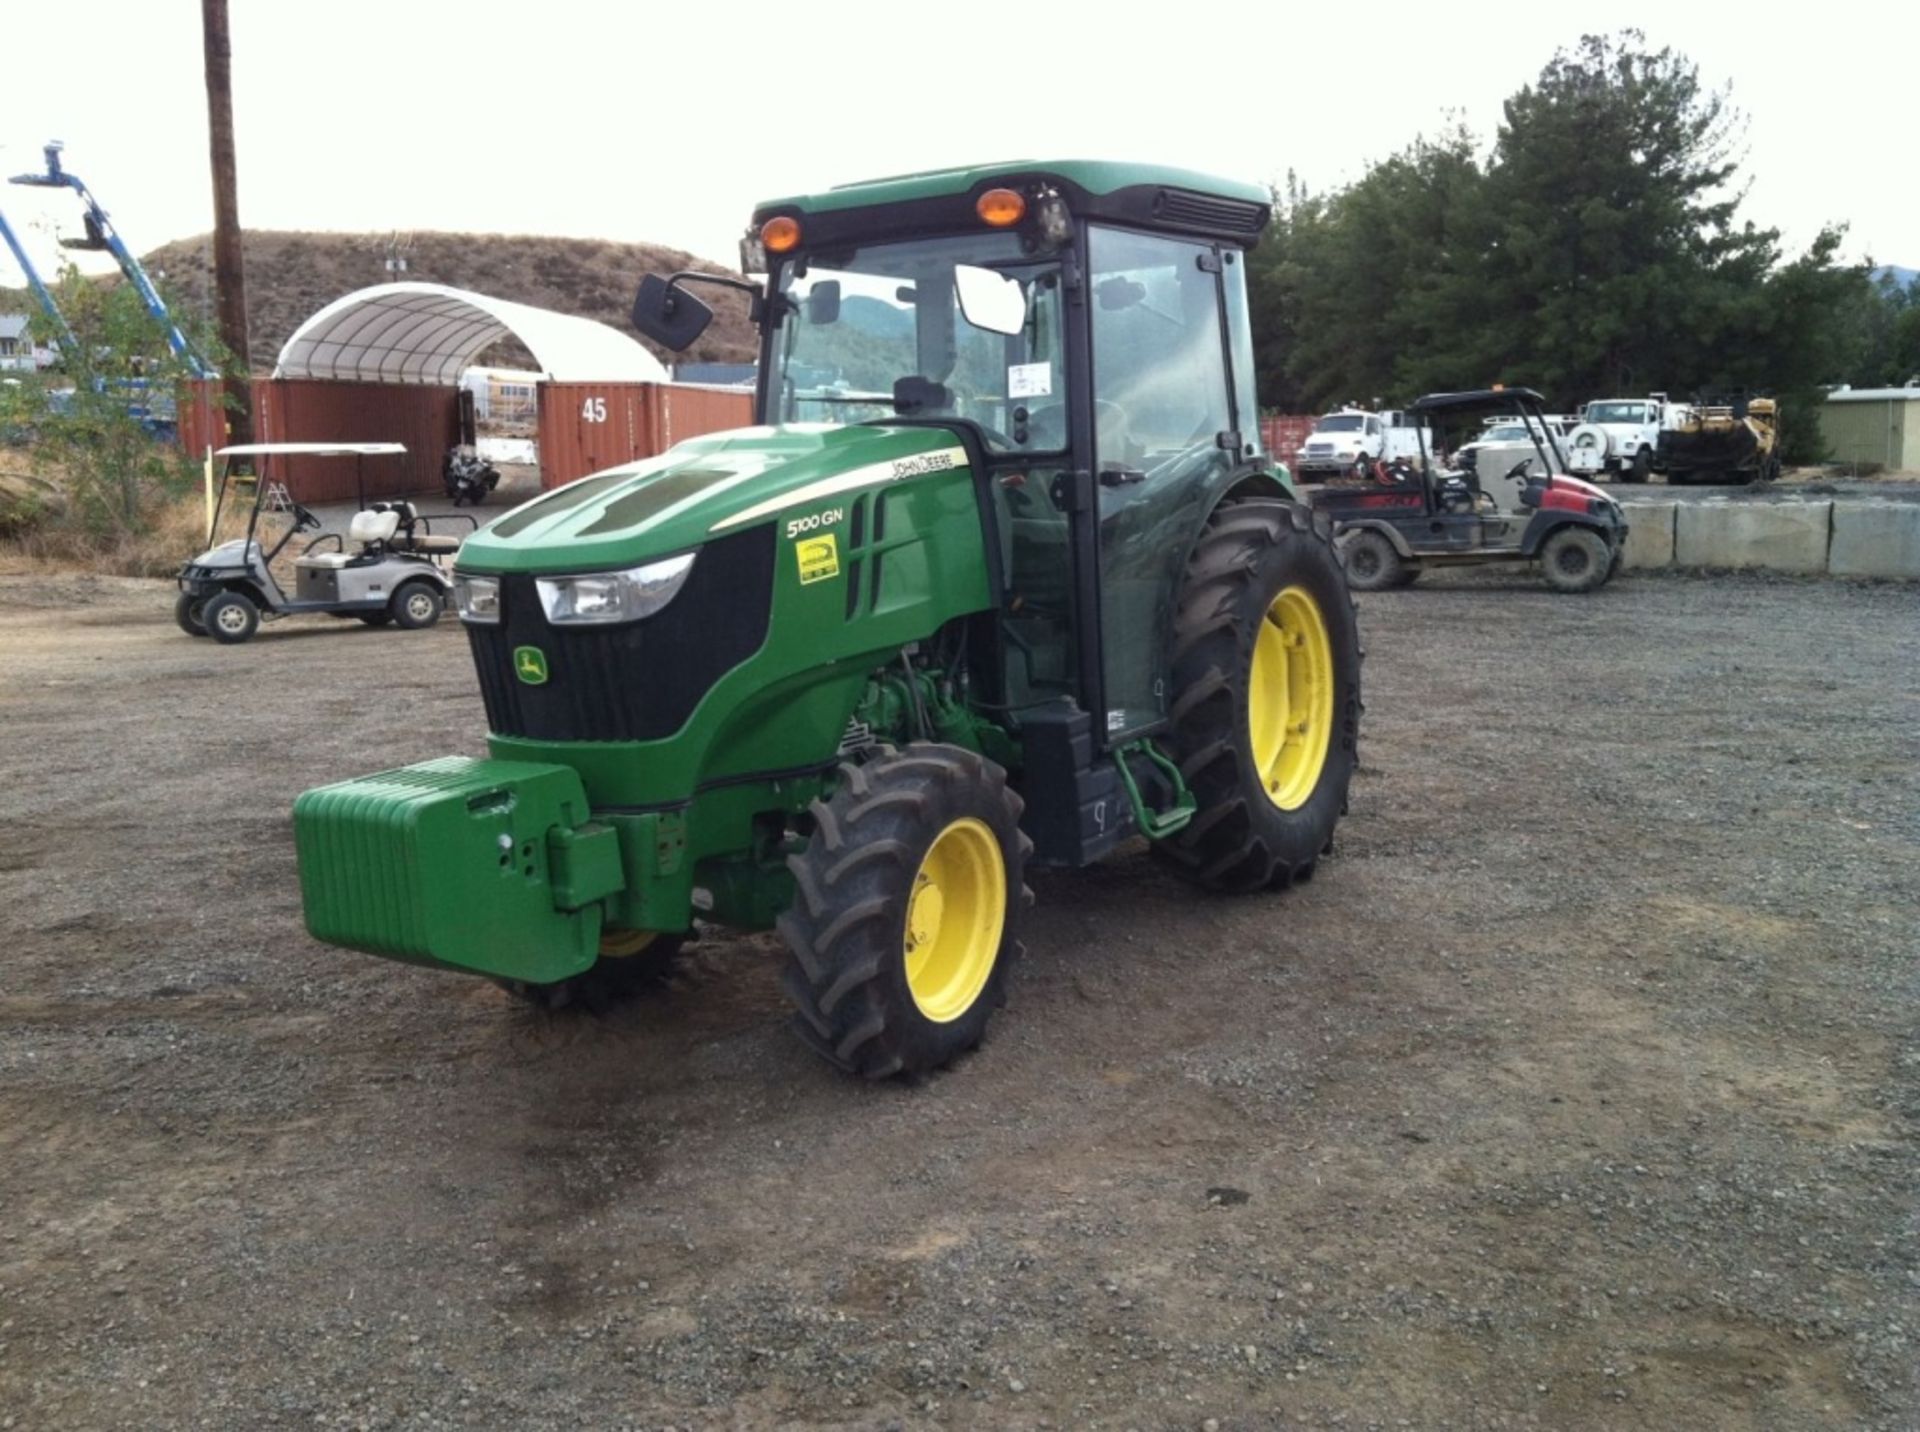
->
537, 382, 753, 489
1260, 415, 1317, 468
178, 378, 456, 501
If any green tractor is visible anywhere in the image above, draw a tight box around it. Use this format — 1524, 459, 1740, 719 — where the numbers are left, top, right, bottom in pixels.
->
293, 161, 1363, 1078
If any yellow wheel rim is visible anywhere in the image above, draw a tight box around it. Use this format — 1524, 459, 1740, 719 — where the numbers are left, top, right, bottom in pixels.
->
904, 817, 1006, 1023
1248, 584, 1336, 811
599, 929, 658, 958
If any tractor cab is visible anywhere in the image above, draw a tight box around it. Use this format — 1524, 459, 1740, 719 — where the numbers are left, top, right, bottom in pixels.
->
1312, 388, 1628, 594
294, 162, 1364, 1080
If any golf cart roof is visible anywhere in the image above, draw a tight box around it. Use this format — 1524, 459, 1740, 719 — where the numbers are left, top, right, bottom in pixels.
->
1409, 389, 1546, 415
214, 442, 407, 458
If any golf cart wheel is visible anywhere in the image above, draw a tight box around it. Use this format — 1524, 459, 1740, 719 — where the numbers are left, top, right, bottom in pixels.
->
777, 743, 1031, 1080
1540, 527, 1613, 594
174, 591, 209, 637
496, 930, 686, 1013
1339, 528, 1405, 592
1626, 448, 1652, 483
1158, 500, 1361, 894
201, 590, 259, 645
390, 580, 443, 630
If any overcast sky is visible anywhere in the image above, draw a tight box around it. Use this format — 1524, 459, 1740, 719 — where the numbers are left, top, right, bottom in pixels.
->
4, 0, 1914, 297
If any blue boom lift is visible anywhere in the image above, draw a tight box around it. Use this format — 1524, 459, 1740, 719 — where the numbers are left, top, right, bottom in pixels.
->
1, 142, 212, 438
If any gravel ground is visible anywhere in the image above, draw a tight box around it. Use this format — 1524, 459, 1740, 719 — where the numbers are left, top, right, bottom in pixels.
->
1, 567, 1915, 1431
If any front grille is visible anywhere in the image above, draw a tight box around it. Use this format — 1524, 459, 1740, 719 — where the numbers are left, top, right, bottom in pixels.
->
467, 525, 775, 743
1153, 187, 1268, 236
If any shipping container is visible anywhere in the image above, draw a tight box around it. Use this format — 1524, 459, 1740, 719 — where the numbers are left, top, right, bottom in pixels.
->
536, 382, 753, 489
177, 377, 457, 501
1260, 415, 1317, 468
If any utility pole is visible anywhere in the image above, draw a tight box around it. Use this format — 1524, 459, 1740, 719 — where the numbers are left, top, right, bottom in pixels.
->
201, 0, 252, 448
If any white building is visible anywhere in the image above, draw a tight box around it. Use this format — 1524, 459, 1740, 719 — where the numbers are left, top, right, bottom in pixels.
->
0, 314, 36, 372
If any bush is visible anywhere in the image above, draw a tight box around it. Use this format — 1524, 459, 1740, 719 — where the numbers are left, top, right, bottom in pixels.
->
0, 268, 230, 572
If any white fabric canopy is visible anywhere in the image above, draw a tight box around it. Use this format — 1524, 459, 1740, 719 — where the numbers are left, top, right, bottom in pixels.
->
274, 282, 667, 386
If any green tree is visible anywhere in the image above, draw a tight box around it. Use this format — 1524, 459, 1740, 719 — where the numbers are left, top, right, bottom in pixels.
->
0, 266, 226, 537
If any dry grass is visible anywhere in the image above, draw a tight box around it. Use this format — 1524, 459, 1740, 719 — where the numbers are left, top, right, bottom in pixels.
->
0, 489, 220, 580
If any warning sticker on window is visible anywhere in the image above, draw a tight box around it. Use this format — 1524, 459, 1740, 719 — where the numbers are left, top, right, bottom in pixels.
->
1008, 362, 1052, 399
796, 534, 840, 585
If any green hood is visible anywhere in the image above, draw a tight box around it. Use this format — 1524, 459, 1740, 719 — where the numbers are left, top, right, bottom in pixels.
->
458, 424, 969, 573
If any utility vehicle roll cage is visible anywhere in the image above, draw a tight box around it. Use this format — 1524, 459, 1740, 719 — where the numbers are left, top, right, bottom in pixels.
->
1411, 388, 1570, 486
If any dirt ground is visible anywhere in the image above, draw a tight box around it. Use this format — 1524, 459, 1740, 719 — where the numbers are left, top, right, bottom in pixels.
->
1, 568, 1915, 1432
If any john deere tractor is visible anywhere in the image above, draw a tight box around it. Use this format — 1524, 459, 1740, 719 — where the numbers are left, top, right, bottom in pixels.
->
294, 161, 1362, 1078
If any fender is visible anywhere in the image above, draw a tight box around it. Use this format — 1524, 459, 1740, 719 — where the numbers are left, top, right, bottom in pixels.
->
1332, 515, 1417, 559
1519, 509, 1621, 557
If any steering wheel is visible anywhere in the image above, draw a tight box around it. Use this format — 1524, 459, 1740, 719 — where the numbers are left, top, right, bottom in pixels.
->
292, 503, 322, 532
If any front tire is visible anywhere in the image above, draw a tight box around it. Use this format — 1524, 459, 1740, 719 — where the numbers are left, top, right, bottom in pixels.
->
778, 744, 1031, 1079
1625, 448, 1652, 483
1159, 501, 1361, 893
1539, 526, 1613, 593
497, 931, 685, 1012
1339, 527, 1406, 592
202, 590, 259, 644
174, 591, 209, 636
390, 579, 443, 630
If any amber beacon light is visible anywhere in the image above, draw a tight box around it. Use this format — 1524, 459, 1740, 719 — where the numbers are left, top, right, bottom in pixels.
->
761, 215, 802, 253
975, 188, 1026, 227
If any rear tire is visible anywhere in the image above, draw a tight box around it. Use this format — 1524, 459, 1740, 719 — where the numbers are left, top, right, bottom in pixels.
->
174, 591, 209, 637
1539, 527, 1613, 594
202, 590, 259, 644
496, 932, 685, 1013
778, 743, 1031, 1079
390, 579, 443, 630
1339, 528, 1405, 592
1158, 501, 1362, 893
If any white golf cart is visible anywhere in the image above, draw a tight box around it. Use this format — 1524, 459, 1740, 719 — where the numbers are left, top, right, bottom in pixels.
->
175, 443, 473, 644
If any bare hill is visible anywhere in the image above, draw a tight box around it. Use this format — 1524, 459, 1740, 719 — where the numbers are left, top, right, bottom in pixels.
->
9, 230, 758, 372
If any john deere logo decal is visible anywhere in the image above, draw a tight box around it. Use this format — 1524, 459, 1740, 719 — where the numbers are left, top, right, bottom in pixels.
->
513, 646, 549, 685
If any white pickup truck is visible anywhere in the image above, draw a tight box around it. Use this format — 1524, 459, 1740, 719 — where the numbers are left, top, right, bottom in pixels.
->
1565, 395, 1689, 482
1294, 407, 1428, 478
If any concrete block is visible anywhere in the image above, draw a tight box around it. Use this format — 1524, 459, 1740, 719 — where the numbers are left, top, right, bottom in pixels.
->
1674, 500, 1832, 573
1828, 501, 1920, 579
1618, 502, 1676, 569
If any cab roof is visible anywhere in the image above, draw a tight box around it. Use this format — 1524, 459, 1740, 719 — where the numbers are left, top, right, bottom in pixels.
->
753, 159, 1273, 249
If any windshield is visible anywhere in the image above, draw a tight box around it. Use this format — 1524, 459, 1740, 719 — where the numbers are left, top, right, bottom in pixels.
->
769, 232, 1066, 452
1587, 402, 1646, 424
1315, 414, 1365, 433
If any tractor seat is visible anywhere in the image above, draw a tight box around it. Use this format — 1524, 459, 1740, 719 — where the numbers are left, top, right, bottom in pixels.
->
348, 509, 401, 547
393, 533, 462, 555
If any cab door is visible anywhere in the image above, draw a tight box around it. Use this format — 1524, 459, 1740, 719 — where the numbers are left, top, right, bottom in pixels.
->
1085, 225, 1249, 741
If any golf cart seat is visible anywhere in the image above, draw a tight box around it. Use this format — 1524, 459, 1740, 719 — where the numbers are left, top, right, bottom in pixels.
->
394, 532, 462, 555
349, 508, 402, 547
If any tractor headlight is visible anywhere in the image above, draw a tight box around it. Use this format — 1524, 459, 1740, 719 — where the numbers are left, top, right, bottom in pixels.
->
453, 574, 501, 624
536, 553, 696, 626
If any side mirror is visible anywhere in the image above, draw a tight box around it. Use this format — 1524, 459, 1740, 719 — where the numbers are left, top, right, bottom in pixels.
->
893, 376, 950, 414
954, 264, 1027, 337
630, 273, 713, 352
805, 280, 842, 326
1097, 276, 1146, 312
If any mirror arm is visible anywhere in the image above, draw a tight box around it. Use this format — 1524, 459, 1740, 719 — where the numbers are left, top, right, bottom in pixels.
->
660, 269, 766, 323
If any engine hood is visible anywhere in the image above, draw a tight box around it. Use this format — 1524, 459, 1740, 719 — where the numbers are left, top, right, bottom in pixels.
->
457, 423, 971, 574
